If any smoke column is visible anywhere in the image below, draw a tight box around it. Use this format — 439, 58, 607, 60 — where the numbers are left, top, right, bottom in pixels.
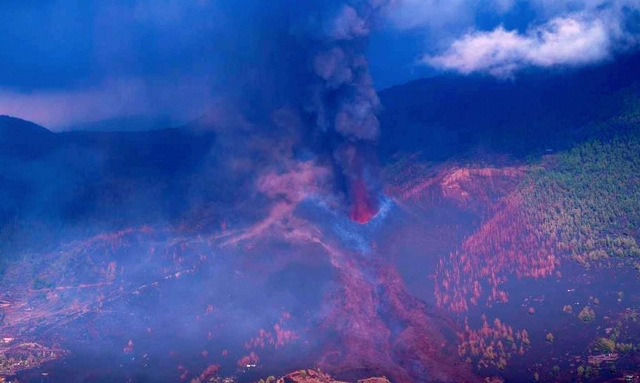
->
291, 0, 395, 223
199, 0, 394, 223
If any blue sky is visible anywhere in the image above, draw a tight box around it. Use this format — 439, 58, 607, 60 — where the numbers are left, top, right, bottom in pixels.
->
0, 0, 638, 130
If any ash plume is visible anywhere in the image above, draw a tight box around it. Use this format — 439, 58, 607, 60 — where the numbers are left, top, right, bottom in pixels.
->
289, 0, 395, 223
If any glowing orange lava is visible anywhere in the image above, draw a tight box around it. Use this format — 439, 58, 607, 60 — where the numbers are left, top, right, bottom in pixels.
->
349, 179, 379, 224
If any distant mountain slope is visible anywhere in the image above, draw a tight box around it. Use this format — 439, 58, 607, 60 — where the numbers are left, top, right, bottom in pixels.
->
0, 115, 57, 159
0, 116, 219, 262
377, 53, 640, 162
0, 115, 52, 137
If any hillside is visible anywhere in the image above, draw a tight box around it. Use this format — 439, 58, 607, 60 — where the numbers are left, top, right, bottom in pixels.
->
377, 53, 640, 162
1, 59, 640, 382
523, 119, 640, 269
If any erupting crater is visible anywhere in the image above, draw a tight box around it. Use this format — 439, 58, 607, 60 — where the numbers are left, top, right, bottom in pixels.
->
349, 179, 380, 224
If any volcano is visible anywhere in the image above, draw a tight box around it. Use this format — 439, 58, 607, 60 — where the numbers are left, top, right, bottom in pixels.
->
0, 112, 481, 382
2, 53, 640, 383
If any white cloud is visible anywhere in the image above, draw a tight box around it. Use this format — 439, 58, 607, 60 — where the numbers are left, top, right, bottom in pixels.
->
388, 0, 640, 77
423, 13, 627, 77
